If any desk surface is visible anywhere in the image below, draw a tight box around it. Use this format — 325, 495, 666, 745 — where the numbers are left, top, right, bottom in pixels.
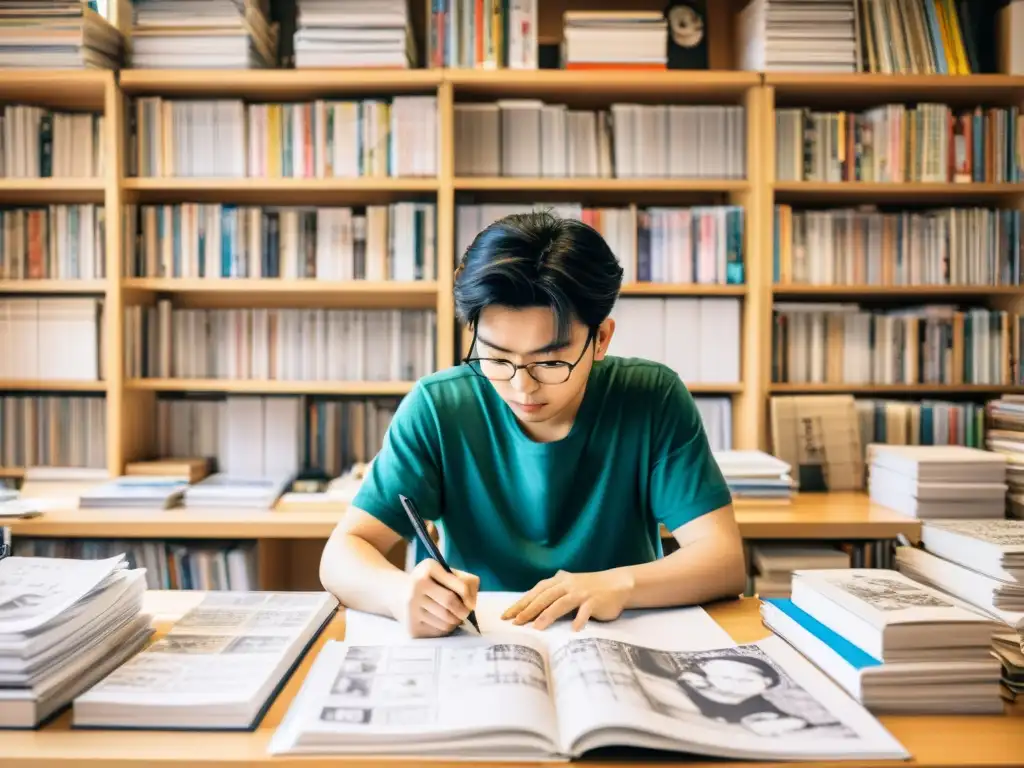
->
5, 492, 922, 542
1, 594, 1018, 768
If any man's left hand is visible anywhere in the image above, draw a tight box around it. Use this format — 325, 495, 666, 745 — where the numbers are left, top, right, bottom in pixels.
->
501, 569, 635, 631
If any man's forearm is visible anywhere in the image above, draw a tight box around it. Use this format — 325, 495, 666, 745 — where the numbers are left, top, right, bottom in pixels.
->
616, 533, 747, 610
319, 532, 410, 618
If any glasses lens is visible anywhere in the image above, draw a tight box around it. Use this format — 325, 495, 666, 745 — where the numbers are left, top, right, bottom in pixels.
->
529, 363, 571, 384
475, 359, 517, 380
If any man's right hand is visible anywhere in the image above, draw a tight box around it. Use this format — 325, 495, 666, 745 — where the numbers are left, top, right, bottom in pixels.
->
391, 559, 480, 638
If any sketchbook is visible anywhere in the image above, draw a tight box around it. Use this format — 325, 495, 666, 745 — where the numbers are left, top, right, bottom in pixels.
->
269, 596, 908, 761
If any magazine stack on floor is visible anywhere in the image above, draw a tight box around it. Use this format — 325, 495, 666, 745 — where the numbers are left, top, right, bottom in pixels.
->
0, 554, 153, 728
760, 568, 1004, 713
895, 519, 1024, 700
866, 444, 1007, 519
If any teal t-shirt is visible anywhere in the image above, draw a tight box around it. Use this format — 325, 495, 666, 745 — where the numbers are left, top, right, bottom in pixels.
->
351, 355, 733, 592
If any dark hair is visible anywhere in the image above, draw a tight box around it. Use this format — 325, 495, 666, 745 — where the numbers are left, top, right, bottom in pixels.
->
453, 210, 624, 343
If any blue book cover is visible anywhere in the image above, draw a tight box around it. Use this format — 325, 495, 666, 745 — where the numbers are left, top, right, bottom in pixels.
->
763, 598, 882, 671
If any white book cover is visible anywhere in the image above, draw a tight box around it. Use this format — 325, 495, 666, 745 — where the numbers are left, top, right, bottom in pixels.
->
920, 520, 1024, 582
790, 568, 1001, 659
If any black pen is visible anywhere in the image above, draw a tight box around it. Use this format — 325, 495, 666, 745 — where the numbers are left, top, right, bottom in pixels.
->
399, 494, 481, 634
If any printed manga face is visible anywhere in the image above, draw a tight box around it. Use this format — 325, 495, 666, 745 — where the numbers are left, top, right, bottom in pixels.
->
682, 658, 777, 702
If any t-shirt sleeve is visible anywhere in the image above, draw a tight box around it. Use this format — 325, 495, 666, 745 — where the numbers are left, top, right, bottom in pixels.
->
648, 370, 733, 532
351, 382, 443, 539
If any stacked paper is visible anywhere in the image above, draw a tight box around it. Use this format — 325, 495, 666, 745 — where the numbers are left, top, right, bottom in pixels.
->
896, 519, 1024, 698
761, 568, 1003, 713
78, 476, 189, 509
985, 396, 1024, 519
738, 0, 858, 73
183, 473, 291, 509
713, 450, 794, 501
561, 11, 667, 69
293, 0, 413, 68
0, 1, 125, 69
128, 0, 277, 69
0, 554, 153, 728
867, 444, 1007, 519
752, 544, 851, 598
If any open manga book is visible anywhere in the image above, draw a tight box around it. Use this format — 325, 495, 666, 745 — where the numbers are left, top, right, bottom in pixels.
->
269, 594, 908, 761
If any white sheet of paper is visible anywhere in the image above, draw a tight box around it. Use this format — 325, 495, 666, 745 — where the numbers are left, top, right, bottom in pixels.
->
343, 591, 736, 652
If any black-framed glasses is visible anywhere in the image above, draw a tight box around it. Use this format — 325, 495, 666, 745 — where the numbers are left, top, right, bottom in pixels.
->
463, 328, 595, 385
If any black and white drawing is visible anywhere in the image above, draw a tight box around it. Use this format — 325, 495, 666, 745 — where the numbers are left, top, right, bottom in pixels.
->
198, 593, 270, 607
445, 644, 549, 693
833, 574, 954, 611
176, 608, 255, 629
148, 634, 230, 654
224, 635, 291, 654
934, 520, 1024, 547
248, 609, 311, 629
554, 639, 857, 740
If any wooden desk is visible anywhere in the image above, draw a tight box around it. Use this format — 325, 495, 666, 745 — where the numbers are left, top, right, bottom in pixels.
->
1, 595, 1018, 768
6, 492, 921, 542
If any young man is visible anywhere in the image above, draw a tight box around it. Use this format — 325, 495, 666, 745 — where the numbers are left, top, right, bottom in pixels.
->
320, 211, 746, 638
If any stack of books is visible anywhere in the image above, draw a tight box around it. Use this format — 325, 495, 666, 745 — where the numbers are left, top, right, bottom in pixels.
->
761, 568, 1004, 713
985, 395, 1024, 519
0, 554, 153, 728
73, 590, 337, 729
751, 544, 851, 598
293, 0, 413, 69
737, 0, 858, 72
713, 450, 794, 502
128, 0, 278, 69
78, 476, 189, 509
561, 11, 667, 70
0, 1, 125, 69
867, 444, 1008, 519
182, 473, 292, 510
896, 519, 1024, 698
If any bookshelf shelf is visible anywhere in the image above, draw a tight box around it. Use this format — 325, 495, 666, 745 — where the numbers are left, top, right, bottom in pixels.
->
0, 280, 108, 294
0, 380, 106, 392
121, 177, 439, 205
684, 383, 745, 395
772, 285, 1024, 298
118, 68, 443, 98
0, 69, 110, 109
765, 72, 1024, 102
772, 181, 1024, 202
124, 379, 416, 396
0, 178, 105, 204
454, 178, 749, 194
621, 283, 747, 297
121, 279, 438, 309
770, 384, 1024, 395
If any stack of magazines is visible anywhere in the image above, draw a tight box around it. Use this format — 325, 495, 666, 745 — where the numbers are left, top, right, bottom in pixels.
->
0, 554, 152, 728
761, 568, 1004, 713
0, 1, 125, 69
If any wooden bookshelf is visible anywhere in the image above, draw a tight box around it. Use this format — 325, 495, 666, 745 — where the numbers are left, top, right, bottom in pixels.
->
2, 0, 1023, 580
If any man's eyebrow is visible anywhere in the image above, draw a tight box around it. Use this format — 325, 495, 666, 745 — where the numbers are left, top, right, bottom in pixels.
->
477, 335, 570, 355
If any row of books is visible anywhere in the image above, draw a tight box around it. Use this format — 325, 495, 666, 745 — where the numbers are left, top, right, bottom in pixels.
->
776, 103, 1022, 184
0, 297, 104, 383
123, 202, 437, 281
0, 205, 107, 281
0, 395, 107, 471
10, 538, 258, 592
773, 205, 1024, 288
867, 443, 1008, 519
0, 107, 105, 179
454, 102, 746, 179
739, 0, 985, 75
131, 95, 437, 179
771, 303, 1023, 386
456, 202, 744, 287
154, 395, 398, 481
123, 305, 436, 384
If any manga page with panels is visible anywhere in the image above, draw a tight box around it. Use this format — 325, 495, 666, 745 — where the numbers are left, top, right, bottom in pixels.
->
73, 591, 336, 729
546, 633, 909, 761
268, 630, 563, 757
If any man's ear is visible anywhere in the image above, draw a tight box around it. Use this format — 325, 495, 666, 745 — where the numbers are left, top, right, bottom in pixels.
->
595, 318, 615, 360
